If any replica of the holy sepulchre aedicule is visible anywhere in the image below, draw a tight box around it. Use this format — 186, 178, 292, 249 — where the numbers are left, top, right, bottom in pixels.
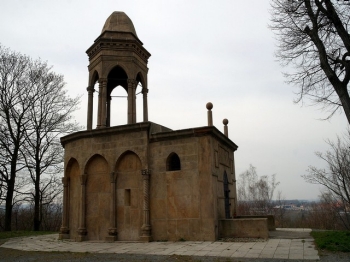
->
59, 12, 274, 242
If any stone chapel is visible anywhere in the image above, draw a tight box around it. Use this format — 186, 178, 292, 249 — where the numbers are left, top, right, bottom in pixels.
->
59, 11, 240, 242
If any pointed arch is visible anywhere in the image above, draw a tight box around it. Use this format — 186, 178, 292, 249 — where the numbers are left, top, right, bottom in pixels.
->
107, 65, 129, 92
115, 150, 142, 171
136, 72, 146, 88
90, 70, 100, 87
166, 152, 181, 171
66, 157, 80, 176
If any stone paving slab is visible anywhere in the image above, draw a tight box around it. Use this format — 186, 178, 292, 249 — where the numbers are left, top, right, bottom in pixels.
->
0, 228, 320, 260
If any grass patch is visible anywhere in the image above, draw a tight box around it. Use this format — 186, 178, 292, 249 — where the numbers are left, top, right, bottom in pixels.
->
311, 230, 350, 252
0, 231, 56, 240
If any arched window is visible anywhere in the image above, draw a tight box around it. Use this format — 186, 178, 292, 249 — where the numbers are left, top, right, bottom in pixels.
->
166, 153, 181, 171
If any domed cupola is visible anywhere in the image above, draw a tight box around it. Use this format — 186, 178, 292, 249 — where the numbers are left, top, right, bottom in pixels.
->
101, 11, 138, 37
85, 12, 151, 130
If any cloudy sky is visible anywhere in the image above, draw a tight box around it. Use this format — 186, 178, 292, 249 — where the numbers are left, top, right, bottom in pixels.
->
0, 0, 347, 200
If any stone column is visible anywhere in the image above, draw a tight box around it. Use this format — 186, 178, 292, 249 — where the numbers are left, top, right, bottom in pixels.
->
59, 177, 70, 240
106, 172, 118, 242
86, 86, 94, 130
127, 79, 136, 124
206, 102, 213, 126
106, 95, 111, 127
140, 169, 152, 242
100, 79, 107, 128
142, 88, 149, 122
77, 174, 88, 242
97, 82, 103, 128
223, 119, 228, 137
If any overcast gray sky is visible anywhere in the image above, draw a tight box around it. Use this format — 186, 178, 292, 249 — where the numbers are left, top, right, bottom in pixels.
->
0, 0, 347, 200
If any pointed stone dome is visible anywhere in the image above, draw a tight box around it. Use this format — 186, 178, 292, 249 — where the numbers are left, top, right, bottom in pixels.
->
102, 11, 137, 36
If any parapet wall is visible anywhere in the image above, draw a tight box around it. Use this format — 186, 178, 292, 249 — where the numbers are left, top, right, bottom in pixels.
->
219, 218, 269, 239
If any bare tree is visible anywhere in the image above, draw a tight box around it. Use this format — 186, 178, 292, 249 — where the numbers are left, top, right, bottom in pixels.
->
20, 175, 63, 231
0, 45, 36, 231
273, 191, 287, 227
19, 61, 80, 231
237, 165, 279, 215
0, 44, 80, 231
303, 134, 350, 229
270, 0, 350, 123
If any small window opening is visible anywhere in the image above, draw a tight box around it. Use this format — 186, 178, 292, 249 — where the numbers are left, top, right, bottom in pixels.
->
124, 189, 131, 206
166, 153, 181, 171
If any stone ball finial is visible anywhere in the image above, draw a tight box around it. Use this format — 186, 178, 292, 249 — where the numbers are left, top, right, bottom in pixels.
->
206, 102, 213, 110
223, 119, 228, 125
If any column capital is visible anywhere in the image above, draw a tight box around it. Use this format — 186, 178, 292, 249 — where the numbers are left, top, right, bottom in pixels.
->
62, 177, 69, 187
98, 78, 107, 84
86, 86, 95, 92
80, 174, 88, 185
127, 79, 136, 86
110, 172, 117, 183
142, 88, 149, 94
141, 169, 151, 176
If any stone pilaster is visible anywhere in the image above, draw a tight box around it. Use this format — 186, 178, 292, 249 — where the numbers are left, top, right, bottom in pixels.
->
106, 172, 118, 242
59, 177, 70, 239
86, 86, 95, 130
142, 88, 149, 122
140, 169, 152, 242
77, 174, 88, 242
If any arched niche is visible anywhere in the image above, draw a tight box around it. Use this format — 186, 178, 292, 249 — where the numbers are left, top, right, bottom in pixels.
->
115, 150, 142, 241
166, 152, 181, 171
84, 154, 110, 240
66, 158, 80, 240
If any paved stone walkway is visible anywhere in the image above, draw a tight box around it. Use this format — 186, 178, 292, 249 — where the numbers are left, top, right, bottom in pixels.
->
1, 228, 319, 260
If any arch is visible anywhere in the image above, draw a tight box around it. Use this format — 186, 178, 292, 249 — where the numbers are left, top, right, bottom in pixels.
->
66, 157, 80, 176
115, 150, 142, 241
84, 154, 110, 240
83, 154, 108, 173
166, 152, 181, 171
65, 158, 80, 240
115, 150, 143, 168
136, 72, 146, 89
90, 70, 100, 87
107, 65, 129, 93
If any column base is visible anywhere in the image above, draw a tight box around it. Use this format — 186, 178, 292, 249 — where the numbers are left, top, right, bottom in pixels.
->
140, 235, 152, 242
76, 235, 87, 242
58, 233, 70, 240
105, 236, 118, 242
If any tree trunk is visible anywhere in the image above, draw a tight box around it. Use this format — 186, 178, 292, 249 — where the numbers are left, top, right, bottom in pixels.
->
4, 178, 15, 231
336, 86, 350, 125
33, 169, 41, 231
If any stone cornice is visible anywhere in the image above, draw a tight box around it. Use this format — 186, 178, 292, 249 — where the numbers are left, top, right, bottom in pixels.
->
86, 37, 151, 63
150, 126, 238, 151
60, 122, 152, 147
60, 122, 238, 152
